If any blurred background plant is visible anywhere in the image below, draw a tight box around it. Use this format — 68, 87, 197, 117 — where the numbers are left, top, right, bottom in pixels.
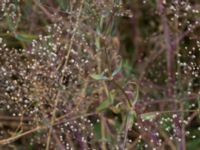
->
0, 0, 199, 150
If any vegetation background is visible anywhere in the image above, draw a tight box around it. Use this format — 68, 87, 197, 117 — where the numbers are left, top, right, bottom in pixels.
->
0, 0, 199, 150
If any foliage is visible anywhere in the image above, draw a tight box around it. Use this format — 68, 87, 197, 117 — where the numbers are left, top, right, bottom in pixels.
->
0, 0, 199, 149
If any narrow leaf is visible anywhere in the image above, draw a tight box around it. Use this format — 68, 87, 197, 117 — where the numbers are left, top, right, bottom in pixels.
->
90, 74, 108, 80
112, 62, 122, 77
140, 112, 157, 121
127, 110, 136, 129
96, 99, 112, 112
15, 33, 37, 43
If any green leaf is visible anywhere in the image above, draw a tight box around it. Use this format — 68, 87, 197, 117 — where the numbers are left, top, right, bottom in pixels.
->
15, 33, 37, 43
90, 74, 108, 80
133, 83, 139, 105
114, 116, 123, 132
95, 17, 103, 51
95, 37, 101, 50
94, 122, 101, 140
108, 92, 115, 103
122, 60, 132, 77
112, 62, 122, 77
140, 112, 157, 121
96, 93, 114, 112
99, 16, 104, 30
96, 99, 112, 112
127, 110, 136, 129
96, 26, 101, 34
93, 122, 113, 143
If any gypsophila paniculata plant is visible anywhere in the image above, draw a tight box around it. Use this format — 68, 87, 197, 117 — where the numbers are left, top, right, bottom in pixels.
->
0, 0, 200, 150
